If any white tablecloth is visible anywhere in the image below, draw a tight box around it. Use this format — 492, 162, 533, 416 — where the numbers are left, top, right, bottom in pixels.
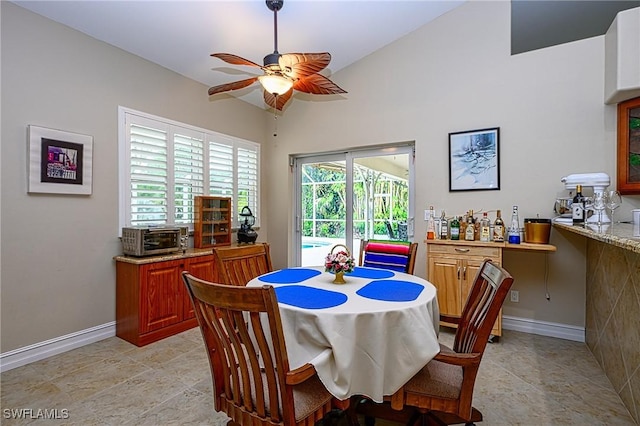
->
247, 266, 440, 402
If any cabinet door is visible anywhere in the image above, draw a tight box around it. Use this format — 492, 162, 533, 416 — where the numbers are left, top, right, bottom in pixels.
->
183, 255, 215, 319
463, 257, 501, 336
140, 260, 183, 334
428, 257, 462, 317
461, 260, 481, 305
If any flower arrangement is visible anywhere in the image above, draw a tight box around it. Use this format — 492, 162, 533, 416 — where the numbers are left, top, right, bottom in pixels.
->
325, 244, 355, 274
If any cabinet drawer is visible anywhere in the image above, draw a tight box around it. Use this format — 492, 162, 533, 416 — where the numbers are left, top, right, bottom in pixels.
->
428, 244, 501, 259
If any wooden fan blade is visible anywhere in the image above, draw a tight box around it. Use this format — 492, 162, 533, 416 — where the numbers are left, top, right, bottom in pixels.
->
293, 73, 347, 95
208, 77, 259, 96
264, 89, 293, 111
279, 53, 331, 79
211, 53, 262, 68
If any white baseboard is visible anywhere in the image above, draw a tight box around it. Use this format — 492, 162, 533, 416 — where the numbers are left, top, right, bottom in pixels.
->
502, 315, 585, 342
0, 322, 116, 373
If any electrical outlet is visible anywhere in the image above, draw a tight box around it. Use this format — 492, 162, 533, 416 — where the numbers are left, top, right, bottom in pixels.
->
424, 209, 429, 221
510, 290, 519, 303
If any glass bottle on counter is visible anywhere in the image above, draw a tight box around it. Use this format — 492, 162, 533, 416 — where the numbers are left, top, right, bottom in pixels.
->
459, 212, 467, 237
480, 212, 491, 242
439, 210, 449, 239
426, 206, 436, 240
508, 205, 521, 244
572, 184, 585, 226
465, 210, 476, 241
474, 214, 481, 240
450, 216, 460, 240
493, 209, 505, 242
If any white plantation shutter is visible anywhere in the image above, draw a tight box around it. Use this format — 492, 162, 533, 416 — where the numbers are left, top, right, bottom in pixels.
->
208, 139, 234, 197
237, 144, 259, 223
207, 136, 260, 226
127, 117, 169, 226
120, 107, 260, 230
174, 130, 204, 226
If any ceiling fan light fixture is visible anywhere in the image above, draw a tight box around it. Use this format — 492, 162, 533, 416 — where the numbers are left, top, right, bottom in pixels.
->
258, 74, 293, 95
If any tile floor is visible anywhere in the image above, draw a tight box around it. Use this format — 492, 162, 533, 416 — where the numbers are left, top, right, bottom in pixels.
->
1, 328, 636, 425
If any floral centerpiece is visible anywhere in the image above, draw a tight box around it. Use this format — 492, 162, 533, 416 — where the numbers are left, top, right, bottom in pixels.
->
325, 244, 355, 284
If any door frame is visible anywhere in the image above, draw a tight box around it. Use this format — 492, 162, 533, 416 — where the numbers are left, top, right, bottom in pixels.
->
291, 143, 415, 266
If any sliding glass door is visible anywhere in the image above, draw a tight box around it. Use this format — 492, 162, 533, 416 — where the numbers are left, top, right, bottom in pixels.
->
293, 145, 414, 267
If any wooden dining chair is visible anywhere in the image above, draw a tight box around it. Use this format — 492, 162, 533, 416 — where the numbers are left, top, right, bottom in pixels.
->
359, 239, 418, 274
351, 259, 514, 426
182, 272, 335, 426
213, 243, 273, 286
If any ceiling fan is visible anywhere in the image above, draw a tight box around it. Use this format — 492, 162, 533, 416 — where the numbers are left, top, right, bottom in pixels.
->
207, 0, 347, 111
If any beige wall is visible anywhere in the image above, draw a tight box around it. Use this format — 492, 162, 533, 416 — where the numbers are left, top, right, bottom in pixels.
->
0, 2, 269, 352
264, 1, 639, 328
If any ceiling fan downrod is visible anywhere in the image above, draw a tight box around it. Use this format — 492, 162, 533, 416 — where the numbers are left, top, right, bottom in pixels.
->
264, 0, 284, 67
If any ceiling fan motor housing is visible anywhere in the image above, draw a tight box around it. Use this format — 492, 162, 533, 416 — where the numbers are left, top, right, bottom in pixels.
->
266, 0, 284, 12
263, 52, 281, 68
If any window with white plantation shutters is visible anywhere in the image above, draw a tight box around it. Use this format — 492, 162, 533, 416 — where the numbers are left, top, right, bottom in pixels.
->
119, 107, 260, 231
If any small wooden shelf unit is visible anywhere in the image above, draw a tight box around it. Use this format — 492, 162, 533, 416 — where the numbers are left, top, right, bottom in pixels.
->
194, 196, 232, 248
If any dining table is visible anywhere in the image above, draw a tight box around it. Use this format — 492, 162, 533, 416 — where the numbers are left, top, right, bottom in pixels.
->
246, 265, 441, 403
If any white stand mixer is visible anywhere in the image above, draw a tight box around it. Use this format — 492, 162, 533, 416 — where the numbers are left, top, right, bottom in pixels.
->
556, 172, 611, 224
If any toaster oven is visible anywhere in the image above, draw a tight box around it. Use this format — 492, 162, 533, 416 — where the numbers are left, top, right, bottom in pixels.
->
121, 226, 188, 257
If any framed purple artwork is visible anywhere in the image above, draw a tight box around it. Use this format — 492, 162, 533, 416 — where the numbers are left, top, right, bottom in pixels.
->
28, 125, 93, 195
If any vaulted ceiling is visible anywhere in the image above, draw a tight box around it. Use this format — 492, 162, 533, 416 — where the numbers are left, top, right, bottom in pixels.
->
12, 1, 639, 110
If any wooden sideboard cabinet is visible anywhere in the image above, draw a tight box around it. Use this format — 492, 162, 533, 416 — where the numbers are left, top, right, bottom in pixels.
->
115, 251, 214, 346
426, 241, 503, 336
426, 239, 556, 338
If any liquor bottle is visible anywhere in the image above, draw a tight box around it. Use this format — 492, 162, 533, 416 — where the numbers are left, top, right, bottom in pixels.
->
493, 209, 505, 242
572, 184, 585, 226
450, 216, 460, 240
459, 212, 467, 237
439, 210, 449, 239
464, 210, 475, 241
508, 205, 520, 244
474, 214, 481, 240
434, 209, 442, 239
480, 212, 491, 242
426, 206, 436, 240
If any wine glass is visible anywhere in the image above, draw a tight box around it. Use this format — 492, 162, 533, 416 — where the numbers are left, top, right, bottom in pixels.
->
582, 196, 593, 228
592, 192, 606, 225
605, 190, 622, 225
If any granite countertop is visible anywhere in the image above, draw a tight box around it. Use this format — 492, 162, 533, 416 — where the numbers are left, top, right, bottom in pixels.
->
114, 248, 214, 264
553, 221, 640, 254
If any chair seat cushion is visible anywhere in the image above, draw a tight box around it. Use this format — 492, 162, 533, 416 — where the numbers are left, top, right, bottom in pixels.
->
403, 344, 463, 400
251, 370, 333, 422
292, 374, 333, 421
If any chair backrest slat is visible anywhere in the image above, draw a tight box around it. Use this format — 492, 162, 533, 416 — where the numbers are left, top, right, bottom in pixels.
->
453, 260, 514, 355
214, 243, 273, 286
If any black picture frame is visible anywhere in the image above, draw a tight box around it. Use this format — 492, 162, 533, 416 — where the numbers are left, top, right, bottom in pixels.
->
448, 127, 500, 192
40, 138, 84, 185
